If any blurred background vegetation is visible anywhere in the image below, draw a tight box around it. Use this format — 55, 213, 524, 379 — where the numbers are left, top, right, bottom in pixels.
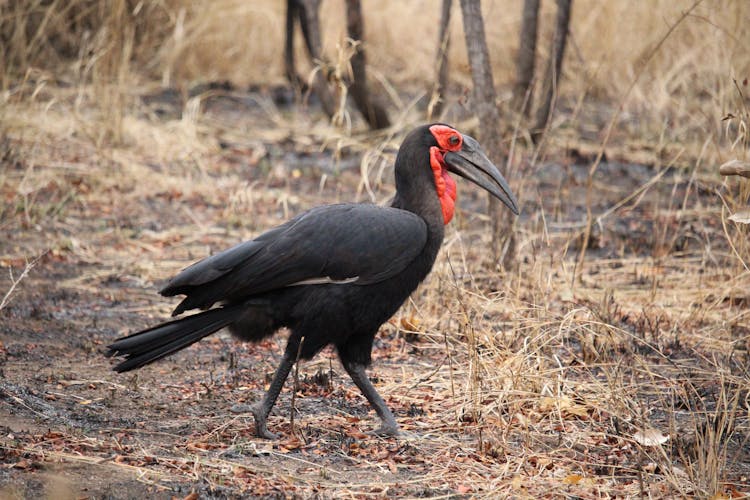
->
2, 0, 748, 150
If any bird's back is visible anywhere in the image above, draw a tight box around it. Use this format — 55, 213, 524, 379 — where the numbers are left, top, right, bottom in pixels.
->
161, 203, 436, 316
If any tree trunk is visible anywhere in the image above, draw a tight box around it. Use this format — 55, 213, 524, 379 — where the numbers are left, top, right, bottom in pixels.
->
345, 0, 390, 129
459, 0, 516, 269
284, 0, 301, 88
296, 0, 337, 118
429, 0, 453, 120
532, 0, 572, 142
512, 0, 540, 117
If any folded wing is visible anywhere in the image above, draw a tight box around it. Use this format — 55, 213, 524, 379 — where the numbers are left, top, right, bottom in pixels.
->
161, 204, 428, 315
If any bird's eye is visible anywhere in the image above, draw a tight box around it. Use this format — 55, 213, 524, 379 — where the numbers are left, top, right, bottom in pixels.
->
449, 135, 460, 146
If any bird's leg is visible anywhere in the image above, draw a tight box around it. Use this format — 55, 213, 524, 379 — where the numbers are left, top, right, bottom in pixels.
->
342, 360, 399, 436
250, 347, 296, 439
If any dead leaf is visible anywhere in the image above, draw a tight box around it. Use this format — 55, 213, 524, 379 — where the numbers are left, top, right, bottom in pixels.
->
12, 459, 34, 470
456, 484, 472, 494
565, 404, 590, 418
188, 441, 221, 451
642, 462, 658, 473
539, 396, 560, 412
513, 412, 530, 427
563, 474, 583, 485
277, 438, 302, 453
728, 211, 750, 224
345, 430, 368, 440
539, 395, 588, 418
719, 159, 750, 178
510, 476, 526, 490
399, 316, 421, 332
633, 428, 669, 446
533, 456, 553, 469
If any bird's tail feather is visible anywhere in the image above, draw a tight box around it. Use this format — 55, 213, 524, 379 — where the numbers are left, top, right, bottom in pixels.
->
106, 305, 242, 372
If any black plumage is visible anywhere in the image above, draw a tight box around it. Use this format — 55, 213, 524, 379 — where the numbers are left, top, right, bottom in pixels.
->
106, 124, 519, 438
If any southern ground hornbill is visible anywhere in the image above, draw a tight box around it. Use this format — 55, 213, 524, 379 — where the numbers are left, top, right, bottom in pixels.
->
106, 124, 519, 438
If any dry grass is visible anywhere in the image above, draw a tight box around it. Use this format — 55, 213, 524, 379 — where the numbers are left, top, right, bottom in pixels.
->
1, 0, 750, 498
3, 1, 748, 147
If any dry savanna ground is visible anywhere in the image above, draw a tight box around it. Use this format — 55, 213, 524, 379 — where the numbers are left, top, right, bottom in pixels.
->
1, 0, 749, 498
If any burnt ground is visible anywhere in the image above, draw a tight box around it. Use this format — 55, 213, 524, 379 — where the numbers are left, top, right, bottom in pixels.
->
1, 88, 749, 498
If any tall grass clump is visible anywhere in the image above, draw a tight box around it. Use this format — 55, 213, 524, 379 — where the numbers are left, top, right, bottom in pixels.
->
1, 0, 174, 144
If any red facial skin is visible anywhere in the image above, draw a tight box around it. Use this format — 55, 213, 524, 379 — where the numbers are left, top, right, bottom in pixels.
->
428, 125, 463, 224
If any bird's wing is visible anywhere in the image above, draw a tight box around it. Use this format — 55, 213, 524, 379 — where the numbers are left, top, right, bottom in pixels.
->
161, 204, 428, 314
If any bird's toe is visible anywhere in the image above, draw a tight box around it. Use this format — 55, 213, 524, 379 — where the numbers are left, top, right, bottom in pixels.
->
229, 403, 253, 414
248, 403, 279, 440
370, 424, 400, 438
255, 427, 279, 440
229, 403, 278, 439
394, 429, 419, 440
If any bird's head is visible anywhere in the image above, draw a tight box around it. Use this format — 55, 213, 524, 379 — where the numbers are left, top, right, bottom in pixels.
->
396, 124, 519, 224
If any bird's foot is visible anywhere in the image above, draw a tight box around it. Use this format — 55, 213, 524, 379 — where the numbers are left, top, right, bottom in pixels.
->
369, 423, 400, 438
393, 429, 419, 440
253, 424, 279, 440
368, 424, 420, 440
230, 403, 278, 439
249, 403, 278, 440
229, 403, 253, 413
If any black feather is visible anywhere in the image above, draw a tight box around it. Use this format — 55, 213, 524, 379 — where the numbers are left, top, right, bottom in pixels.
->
106, 305, 243, 372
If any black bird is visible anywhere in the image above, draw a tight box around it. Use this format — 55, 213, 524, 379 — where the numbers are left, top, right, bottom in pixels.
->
106, 124, 519, 438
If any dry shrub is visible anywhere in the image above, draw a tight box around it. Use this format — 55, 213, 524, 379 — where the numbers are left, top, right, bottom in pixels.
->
0, 0, 173, 82
1, 0, 173, 144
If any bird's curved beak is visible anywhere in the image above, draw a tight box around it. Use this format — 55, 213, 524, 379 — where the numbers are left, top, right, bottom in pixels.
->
443, 135, 520, 215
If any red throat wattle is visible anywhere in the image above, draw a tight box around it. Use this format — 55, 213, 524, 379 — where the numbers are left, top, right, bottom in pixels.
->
429, 147, 457, 224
